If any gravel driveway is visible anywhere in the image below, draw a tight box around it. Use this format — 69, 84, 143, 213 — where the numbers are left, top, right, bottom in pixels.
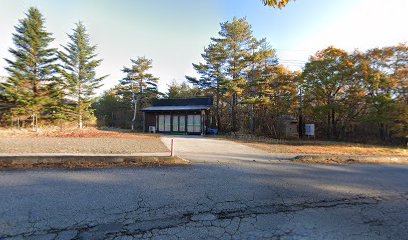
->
160, 135, 297, 163
0, 137, 168, 154
0, 136, 407, 239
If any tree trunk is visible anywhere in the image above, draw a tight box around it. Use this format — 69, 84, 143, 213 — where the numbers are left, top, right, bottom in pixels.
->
379, 123, 385, 141
232, 93, 238, 132
331, 108, 336, 139
31, 114, 35, 132
249, 103, 254, 133
79, 114, 83, 129
131, 101, 136, 131
216, 99, 221, 130
59, 119, 63, 131
35, 114, 38, 132
327, 97, 332, 139
216, 79, 221, 131
249, 65, 255, 133
131, 94, 142, 132
78, 83, 83, 129
327, 111, 331, 139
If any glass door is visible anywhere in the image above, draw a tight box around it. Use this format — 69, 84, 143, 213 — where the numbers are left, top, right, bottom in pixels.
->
158, 115, 165, 132
172, 115, 179, 132
187, 115, 194, 133
193, 114, 201, 133
164, 115, 171, 132
179, 115, 186, 132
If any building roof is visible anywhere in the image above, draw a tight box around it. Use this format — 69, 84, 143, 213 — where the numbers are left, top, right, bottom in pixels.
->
142, 97, 213, 112
151, 97, 213, 107
142, 105, 211, 111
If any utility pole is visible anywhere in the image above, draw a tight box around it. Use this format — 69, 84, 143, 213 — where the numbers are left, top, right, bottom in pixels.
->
298, 87, 303, 138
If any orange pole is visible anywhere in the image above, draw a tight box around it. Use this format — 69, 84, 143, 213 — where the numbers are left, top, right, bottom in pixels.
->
170, 139, 175, 157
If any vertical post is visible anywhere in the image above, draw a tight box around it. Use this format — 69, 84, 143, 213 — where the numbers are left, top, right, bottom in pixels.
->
170, 138, 175, 157
299, 87, 303, 138
142, 112, 146, 133
155, 114, 158, 133
185, 113, 187, 134
201, 110, 205, 135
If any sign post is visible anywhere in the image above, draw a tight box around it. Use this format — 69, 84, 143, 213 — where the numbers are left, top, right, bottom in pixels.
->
305, 124, 315, 138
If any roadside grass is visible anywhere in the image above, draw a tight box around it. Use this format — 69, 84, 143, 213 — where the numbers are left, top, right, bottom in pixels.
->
0, 126, 159, 139
293, 155, 408, 164
223, 135, 407, 157
245, 141, 407, 156
0, 156, 189, 170
0, 127, 169, 154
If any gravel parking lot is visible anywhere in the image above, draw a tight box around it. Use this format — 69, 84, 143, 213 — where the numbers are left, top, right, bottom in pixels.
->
0, 137, 168, 154
0, 129, 169, 154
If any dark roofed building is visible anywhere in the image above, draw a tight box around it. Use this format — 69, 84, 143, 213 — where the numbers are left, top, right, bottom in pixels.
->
142, 97, 213, 135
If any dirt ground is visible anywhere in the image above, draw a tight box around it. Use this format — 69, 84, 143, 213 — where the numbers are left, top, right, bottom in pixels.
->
229, 138, 407, 157
0, 156, 188, 170
0, 128, 169, 154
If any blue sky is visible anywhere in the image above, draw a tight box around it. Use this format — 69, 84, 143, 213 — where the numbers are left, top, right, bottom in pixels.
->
0, 0, 407, 94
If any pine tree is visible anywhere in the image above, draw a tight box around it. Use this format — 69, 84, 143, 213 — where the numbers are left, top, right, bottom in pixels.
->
45, 77, 75, 128
186, 41, 227, 130
119, 57, 159, 131
2, 7, 57, 131
189, 18, 268, 132
215, 17, 255, 132
244, 38, 279, 132
167, 80, 201, 98
57, 22, 107, 129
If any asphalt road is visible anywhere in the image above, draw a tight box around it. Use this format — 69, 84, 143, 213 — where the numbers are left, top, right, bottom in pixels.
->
0, 136, 407, 239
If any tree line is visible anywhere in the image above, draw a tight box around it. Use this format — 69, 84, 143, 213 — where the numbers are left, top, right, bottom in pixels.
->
0, 7, 106, 130
183, 17, 407, 143
95, 17, 406, 144
1, 8, 406, 144
0, 7, 160, 131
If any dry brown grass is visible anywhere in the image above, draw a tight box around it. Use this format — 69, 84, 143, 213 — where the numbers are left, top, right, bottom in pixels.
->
0, 127, 168, 154
0, 127, 159, 139
0, 156, 189, 170
293, 155, 408, 164
245, 142, 407, 156
224, 136, 407, 157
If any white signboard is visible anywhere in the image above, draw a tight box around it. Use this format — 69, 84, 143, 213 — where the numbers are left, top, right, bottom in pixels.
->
305, 124, 315, 136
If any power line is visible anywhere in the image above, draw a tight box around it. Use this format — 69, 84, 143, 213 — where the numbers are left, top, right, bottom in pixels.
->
276, 48, 311, 52
279, 60, 306, 63
279, 59, 306, 62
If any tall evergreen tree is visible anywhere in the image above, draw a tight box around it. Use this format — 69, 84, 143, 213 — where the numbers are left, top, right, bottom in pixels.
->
119, 57, 159, 131
2, 7, 57, 130
167, 80, 202, 98
45, 78, 74, 125
244, 38, 279, 132
214, 17, 255, 132
186, 41, 227, 130
189, 18, 278, 132
58, 22, 107, 129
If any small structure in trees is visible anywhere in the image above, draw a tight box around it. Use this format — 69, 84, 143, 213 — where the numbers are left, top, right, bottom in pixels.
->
142, 97, 213, 135
276, 115, 299, 139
